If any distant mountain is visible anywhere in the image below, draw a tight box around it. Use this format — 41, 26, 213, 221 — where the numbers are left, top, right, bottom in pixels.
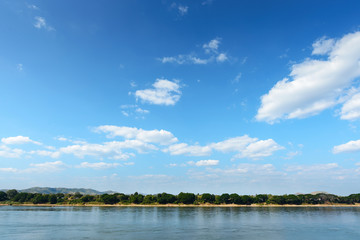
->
17, 187, 115, 195
310, 191, 329, 195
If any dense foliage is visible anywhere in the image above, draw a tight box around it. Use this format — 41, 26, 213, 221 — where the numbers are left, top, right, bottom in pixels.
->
1, 190, 360, 205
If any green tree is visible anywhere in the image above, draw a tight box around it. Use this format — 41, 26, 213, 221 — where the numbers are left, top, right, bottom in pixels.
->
0, 191, 8, 201
129, 192, 144, 204
49, 195, 58, 204
201, 193, 215, 203
218, 193, 231, 204
254, 194, 268, 203
177, 192, 195, 204
32, 194, 49, 204
267, 195, 285, 205
12, 192, 29, 203
81, 195, 95, 203
157, 193, 176, 204
142, 195, 156, 204
6, 189, 18, 200
229, 193, 241, 204
240, 195, 254, 205
284, 194, 301, 205
101, 194, 119, 204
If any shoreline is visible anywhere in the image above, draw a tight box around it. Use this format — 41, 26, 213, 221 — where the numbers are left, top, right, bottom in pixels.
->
1, 203, 360, 207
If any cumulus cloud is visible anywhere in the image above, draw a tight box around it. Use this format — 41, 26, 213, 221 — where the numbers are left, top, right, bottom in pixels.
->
95, 125, 178, 145
340, 92, 360, 120
119, 104, 150, 118
178, 5, 189, 15
188, 160, 219, 166
312, 37, 335, 55
0, 145, 25, 158
27, 161, 66, 173
159, 38, 230, 65
158, 55, 209, 64
34, 16, 54, 31
235, 139, 285, 159
165, 136, 284, 159
135, 79, 182, 105
216, 53, 228, 62
285, 163, 339, 172
0, 161, 67, 173
203, 38, 220, 53
333, 140, 360, 154
210, 135, 257, 152
1, 136, 41, 145
17, 64, 23, 71
60, 140, 152, 159
0, 167, 18, 173
256, 31, 360, 123
27, 4, 39, 10
207, 163, 277, 176
29, 150, 61, 158
77, 162, 120, 170
164, 143, 212, 156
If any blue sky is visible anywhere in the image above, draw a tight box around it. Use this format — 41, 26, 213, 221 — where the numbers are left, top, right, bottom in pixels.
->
1, 0, 360, 195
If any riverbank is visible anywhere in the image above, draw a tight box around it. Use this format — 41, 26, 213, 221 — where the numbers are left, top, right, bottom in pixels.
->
2, 203, 360, 207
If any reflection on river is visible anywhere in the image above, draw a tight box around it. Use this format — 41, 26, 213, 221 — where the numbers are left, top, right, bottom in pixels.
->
1, 206, 360, 239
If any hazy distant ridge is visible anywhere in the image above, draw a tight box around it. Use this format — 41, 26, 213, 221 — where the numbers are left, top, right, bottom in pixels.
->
17, 187, 113, 195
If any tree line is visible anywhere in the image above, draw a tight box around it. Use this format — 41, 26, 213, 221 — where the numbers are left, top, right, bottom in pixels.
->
1, 190, 360, 205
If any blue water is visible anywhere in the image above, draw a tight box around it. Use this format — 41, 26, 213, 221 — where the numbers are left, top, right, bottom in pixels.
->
1, 206, 360, 239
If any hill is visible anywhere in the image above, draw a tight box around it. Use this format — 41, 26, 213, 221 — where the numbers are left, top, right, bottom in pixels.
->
17, 187, 114, 195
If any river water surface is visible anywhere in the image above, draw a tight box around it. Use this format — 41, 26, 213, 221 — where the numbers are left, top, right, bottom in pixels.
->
1, 206, 360, 239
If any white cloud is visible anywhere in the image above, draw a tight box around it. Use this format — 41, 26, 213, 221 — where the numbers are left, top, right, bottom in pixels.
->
203, 38, 220, 53
312, 37, 335, 55
135, 79, 182, 105
340, 92, 360, 120
235, 139, 285, 159
56, 137, 68, 142
165, 136, 284, 159
232, 73, 242, 83
188, 160, 219, 166
17, 64, 23, 71
34, 16, 54, 31
0, 145, 24, 158
119, 105, 149, 117
333, 140, 360, 154
190, 56, 209, 64
202, 0, 214, 6
164, 143, 212, 156
29, 150, 60, 158
60, 140, 152, 159
207, 163, 277, 176
121, 111, 129, 117
124, 162, 135, 166
159, 38, 229, 65
95, 125, 178, 145
135, 108, 149, 114
216, 53, 228, 62
178, 5, 188, 15
129, 174, 172, 180
285, 163, 339, 172
210, 136, 257, 152
26, 161, 67, 173
256, 31, 360, 123
159, 56, 185, 64
283, 151, 301, 159
158, 55, 209, 65
0, 167, 18, 173
77, 162, 120, 170
1, 136, 41, 145
27, 4, 39, 10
